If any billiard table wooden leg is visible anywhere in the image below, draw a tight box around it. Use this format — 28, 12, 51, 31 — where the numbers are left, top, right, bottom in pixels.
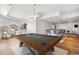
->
19, 42, 24, 47
28, 47, 36, 55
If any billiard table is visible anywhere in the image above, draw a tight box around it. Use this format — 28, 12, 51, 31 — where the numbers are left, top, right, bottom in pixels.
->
15, 33, 62, 55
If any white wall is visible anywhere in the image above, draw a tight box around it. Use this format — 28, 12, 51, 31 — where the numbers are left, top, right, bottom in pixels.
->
0, 15, 53, 34
56, 22, 79, 34
27, 18, 36, 33
26, 19, 53, 34
0, 16, 9, 26
36, 20, 53, 34
0, 15, 27, 35
0, 16, 25, 26
0, 16, 8, 38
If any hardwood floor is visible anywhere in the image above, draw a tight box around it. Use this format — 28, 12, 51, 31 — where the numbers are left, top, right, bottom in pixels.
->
0, 38, 15, 55
56, 33, 79, 55
0, 37, 23, 55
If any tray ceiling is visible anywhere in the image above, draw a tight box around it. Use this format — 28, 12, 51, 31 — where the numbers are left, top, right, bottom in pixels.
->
0, 4, 79, 23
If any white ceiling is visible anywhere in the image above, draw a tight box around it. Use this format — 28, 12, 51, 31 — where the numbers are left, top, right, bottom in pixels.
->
0, 4, 79, 23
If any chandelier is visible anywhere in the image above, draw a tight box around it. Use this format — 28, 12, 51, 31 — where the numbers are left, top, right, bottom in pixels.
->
32, 4, 39, 19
